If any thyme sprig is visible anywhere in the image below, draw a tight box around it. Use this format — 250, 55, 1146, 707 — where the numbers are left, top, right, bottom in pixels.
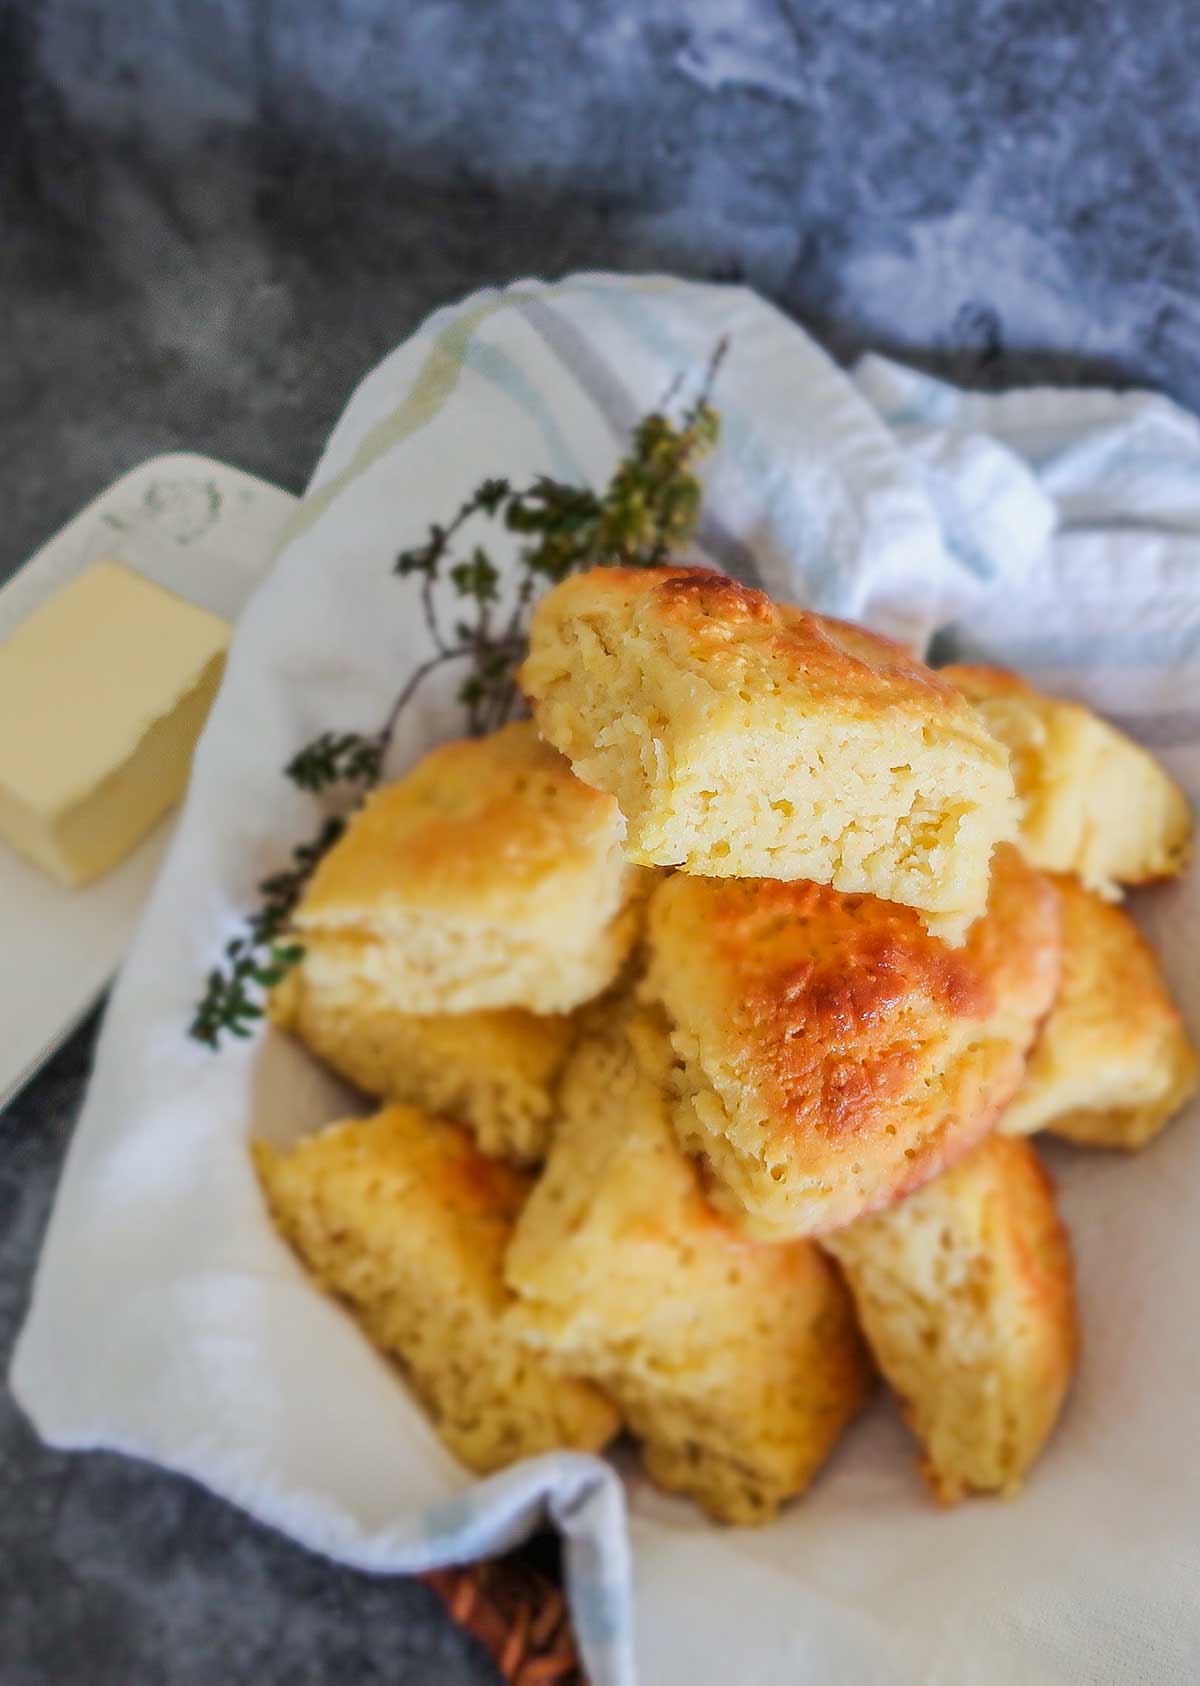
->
188, 818, 343, 1046
190, 341, 726, 1046
286, 732, 385, 791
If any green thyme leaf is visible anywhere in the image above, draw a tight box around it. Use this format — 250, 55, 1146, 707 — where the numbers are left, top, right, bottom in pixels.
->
191, 343, 725, 1047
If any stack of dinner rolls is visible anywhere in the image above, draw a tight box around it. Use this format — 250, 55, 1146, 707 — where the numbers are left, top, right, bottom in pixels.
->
256, 565, 1196, 1523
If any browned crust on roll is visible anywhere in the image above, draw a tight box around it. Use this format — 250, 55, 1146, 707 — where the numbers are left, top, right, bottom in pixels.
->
642, 844, 1062, 1237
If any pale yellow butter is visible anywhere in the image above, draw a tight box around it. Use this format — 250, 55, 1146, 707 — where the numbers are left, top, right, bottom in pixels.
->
0, 560, 230, 887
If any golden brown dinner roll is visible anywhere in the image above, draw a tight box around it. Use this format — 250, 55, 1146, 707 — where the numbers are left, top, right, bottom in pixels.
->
269, 965, 576, 1165
254, 1106, 619, 1473
520, 566, 1015, 941
506, 999, 872, 1524
639, 843, 1061, 1240
944, 664, 1192, 894
1000, 876, 1197, 1148
293, 721, 647, 1015
823, 1134, 1077, 1503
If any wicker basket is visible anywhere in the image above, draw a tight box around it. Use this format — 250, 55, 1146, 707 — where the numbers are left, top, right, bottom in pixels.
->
422, 1552, 583, 1683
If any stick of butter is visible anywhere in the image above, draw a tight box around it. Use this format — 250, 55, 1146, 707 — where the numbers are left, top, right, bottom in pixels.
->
0, 559, 230, 888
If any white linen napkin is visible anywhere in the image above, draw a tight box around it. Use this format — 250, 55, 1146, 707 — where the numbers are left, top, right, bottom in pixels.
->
12, 274, 1200, 1686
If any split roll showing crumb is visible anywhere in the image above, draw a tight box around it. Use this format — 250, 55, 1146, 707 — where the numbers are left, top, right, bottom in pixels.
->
506, 996, 872, 1524
640, 843, 1062, 1239
944, 664, 1192, 894
269, 965, 578, 1166
823, 1134, 1077, 1502
999, 876, 1197, 1149
520, 567, 1016, 942
253, 1106, 620, 1473
291, 721, 650, 1015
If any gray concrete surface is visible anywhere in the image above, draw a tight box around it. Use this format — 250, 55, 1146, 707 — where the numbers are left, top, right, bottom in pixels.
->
3, 0, 1199, 1679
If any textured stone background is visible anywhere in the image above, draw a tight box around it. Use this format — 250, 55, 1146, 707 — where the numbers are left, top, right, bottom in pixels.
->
3, 0, 1198, 1679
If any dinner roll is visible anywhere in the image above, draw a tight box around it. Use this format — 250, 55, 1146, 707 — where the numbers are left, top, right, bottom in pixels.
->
293, 721, 648, 1015
506, 999, 872, 1524
1000, 876, 1197, 1149
640, 843, 1061, 1239
270, 964, 577, 1164
520, 566, 1015, 941
823, 1134, 1077, 1503
944, 664, 1191, 894
254, 1106, 619, 1473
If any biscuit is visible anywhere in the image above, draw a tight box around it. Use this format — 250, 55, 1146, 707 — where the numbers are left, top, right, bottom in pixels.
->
1000, 876, 1197, 1149
294, 721, 646, 1014
253, 1105, 620, 1473
823, 1134, 1077, 1502
270, 965, 576, 1164
640, 843, 1061, 1239
944, 664, 1192, 894
520, 566, 1015, 941
506, 1000, 872, 1524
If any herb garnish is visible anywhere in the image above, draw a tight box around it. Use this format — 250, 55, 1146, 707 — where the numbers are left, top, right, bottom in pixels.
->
189, 342, 725, 1046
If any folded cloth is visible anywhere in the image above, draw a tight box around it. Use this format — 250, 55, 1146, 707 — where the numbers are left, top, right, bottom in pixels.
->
13, 274, 1200, 1686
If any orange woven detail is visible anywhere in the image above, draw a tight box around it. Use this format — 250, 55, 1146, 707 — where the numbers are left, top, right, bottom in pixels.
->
422, 1560, 583, 1684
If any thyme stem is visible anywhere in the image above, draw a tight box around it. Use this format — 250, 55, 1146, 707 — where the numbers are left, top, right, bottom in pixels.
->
191, 349, 725, 1046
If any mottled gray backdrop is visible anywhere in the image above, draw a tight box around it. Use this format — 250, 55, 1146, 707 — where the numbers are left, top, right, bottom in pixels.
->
2, 1, 1198, 1679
